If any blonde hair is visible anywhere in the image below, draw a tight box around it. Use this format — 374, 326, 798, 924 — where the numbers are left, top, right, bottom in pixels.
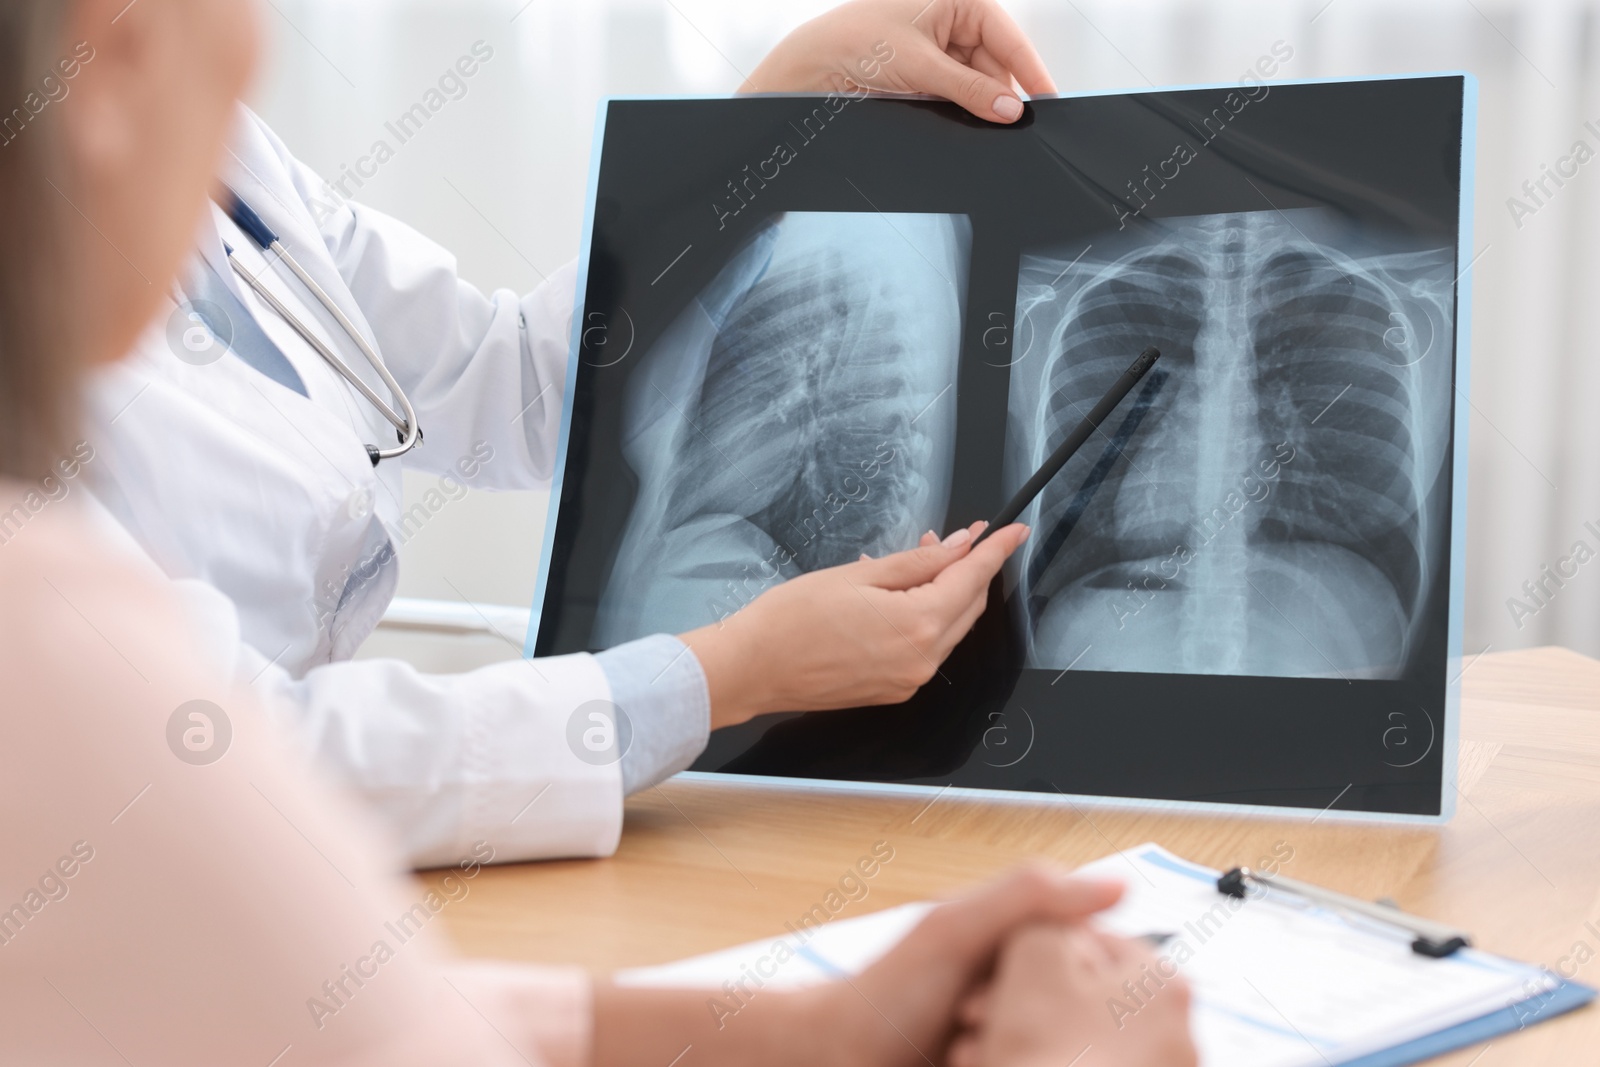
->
0, 1, 80, 479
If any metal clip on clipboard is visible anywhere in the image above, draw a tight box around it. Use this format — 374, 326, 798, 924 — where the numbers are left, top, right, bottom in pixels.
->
1217, 867, 1472, 958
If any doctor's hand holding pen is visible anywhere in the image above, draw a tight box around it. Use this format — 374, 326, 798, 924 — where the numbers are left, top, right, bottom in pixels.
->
681, 520, 1030, 729
744, 0, 1058, 124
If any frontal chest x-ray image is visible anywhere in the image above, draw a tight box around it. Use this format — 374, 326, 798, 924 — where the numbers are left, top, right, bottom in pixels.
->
594, 211, 971, 645
1007, 208, 1456, 680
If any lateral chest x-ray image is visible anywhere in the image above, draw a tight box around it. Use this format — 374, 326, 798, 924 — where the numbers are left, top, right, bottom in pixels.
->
1008, 209, 1454, 680
594, 211, 971, 644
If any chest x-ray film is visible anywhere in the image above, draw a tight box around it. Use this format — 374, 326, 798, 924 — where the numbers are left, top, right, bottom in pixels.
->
532, 74, 1473, 820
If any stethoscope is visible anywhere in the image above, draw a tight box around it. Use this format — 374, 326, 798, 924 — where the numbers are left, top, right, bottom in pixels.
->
220, 188, 421, 465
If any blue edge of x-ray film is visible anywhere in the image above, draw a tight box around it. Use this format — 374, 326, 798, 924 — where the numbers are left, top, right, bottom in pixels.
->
525, 95, 608, 662
528, 72, 1479, 829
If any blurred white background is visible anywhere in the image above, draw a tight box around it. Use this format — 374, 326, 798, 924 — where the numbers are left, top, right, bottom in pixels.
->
249, 0, 1600, 667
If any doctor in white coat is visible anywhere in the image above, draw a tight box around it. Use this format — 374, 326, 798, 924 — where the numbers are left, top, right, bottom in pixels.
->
83, 0, 1056, 869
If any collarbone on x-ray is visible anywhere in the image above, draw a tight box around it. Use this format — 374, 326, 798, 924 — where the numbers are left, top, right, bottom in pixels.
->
1008, 208, 1455, 679
594, 211, 972, 646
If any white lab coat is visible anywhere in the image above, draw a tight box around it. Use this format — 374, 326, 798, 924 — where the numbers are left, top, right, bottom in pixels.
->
85, 108, 623, 869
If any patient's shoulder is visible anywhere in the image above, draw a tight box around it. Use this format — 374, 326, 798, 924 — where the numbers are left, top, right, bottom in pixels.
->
0, 488, 152, 590
0, 488, 189, 690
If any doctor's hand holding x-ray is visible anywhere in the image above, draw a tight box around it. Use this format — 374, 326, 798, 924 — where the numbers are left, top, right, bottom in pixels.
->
86, 0, 1053, 869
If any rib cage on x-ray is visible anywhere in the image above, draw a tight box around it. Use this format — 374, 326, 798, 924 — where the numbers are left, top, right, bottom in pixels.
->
1009, 209, 1454, 679
594, 212, 970, 646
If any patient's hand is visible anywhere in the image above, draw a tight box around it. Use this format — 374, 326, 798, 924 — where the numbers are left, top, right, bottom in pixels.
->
950, 926, 1199, 1067
800, 866, 1127, 1067
592, 864, 1128, 1067
744, 0, 1056, 124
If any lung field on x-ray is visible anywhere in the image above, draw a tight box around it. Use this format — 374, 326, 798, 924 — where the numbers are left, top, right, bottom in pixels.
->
1007, 209, 1454, 679
594, 212, 970, 646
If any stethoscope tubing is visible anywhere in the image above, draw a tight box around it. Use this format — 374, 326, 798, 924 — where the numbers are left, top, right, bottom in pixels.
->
220, 188, 421, 464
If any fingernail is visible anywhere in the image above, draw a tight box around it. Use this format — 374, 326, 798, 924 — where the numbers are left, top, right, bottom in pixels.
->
994, 95, 1023, 121
942, 527, 973, 548
1018, 524, 1032, 542
859, 553, 871, 562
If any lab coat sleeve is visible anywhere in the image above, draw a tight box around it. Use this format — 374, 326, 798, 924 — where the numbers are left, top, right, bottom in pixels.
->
245, 111, 574, 491
245, 642, 627, 869
87, 479, 626, 869
141, 533, 626, 869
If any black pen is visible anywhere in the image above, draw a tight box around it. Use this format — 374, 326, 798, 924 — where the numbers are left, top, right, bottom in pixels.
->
971, 346, 1162, 546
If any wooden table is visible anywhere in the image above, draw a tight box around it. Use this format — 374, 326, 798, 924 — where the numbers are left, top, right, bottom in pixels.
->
431, 646, 1600, 1064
